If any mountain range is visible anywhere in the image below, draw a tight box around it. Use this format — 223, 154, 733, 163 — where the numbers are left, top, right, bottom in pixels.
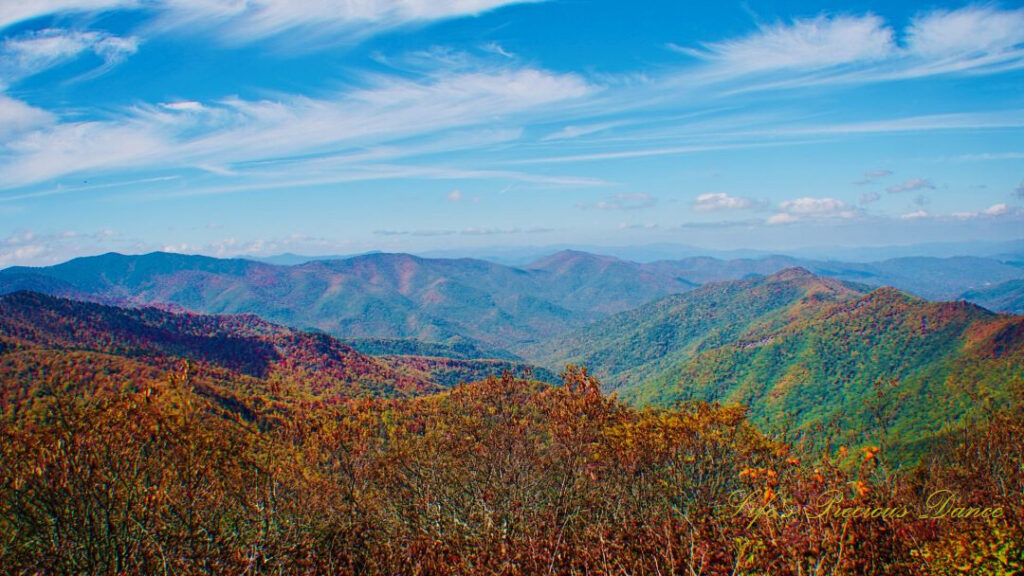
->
1, 249, 1021, 358
2, 248, 1021, 460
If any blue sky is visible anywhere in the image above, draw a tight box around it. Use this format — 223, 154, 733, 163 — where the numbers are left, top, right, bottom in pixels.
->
0, 0, 1022, 266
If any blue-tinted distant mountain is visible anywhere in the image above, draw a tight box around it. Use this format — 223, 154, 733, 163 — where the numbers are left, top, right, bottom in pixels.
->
782, 239, 1024, 262
418, 243, 770, 265
416, 240, 1024, 265
806, 256, 1024, 301
615, 254, 1023, 301
248, 251, 382, 266
959, 279, 1024, 314
0, 251, 697, 350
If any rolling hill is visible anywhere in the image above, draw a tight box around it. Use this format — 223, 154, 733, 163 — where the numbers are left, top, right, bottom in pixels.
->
0, 292, 553, 414
535, 269, 1024, 457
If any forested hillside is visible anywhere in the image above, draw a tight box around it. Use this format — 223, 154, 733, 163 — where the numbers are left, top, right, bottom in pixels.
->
537, 269, 1024, 460
0, 291, 549, 408
1, 365, 1019, 575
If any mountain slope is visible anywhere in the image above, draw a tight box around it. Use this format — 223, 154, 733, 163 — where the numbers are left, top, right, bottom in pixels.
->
0, 290, 439, 401
528, 268, 866, 390
535, 270, 1023, 457
0, 292, 558, 407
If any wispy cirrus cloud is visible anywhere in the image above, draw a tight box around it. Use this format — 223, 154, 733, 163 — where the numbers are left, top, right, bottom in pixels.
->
672, 5, 1024, 89
0, 0, 137, 31
903, 5, 1024, 75
0, 64, 593, 189
148, 0, 543, 47
0, 28, 139, 86
887, 177, 934, 194
0, 1, 543, 48
676, 14, 895, 77
541, 122, 620, 141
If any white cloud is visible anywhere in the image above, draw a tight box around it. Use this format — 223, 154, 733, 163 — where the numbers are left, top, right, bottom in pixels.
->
145, 0, 543, 47
680, 14, 895, 76
691, 192, 752, 211
481, 42, 515, 59
0, 65, 592, 188
446, 189, 462, 202
618, 222, 658, 230
900, 210, 930, 220
984, 203, 1009, 216
1, 1, 542, 45
766, 213, 799, 225
160, 101, 206, 112
906, 6, 1024, 60
0, 227, 128, 267
1, 120, 169, 188
0, 95, 54, 139
887, 177, 934, 194
768, 196, 858, 224
0, 28, 139, 84
542, 122, 618, 141
952, 203, 1015, 219
780, 197, 848, 214
669, 6, 1024, 91
0, 0, 137, 31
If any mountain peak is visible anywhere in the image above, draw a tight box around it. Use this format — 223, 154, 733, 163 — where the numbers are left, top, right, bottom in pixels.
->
526, 250, 621, 270
768, 267, 815, 281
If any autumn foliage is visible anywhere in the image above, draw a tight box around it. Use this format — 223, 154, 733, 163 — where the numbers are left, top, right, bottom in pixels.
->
1, 363, 1020, 575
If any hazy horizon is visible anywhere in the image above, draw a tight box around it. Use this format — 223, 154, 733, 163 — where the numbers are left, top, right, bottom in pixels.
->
3, 237, 1022, 271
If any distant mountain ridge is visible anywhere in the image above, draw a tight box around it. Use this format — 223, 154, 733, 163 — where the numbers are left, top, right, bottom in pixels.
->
0, 250, 698, 350
959, 278, 1024, 314
1, 249, 1021, 358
